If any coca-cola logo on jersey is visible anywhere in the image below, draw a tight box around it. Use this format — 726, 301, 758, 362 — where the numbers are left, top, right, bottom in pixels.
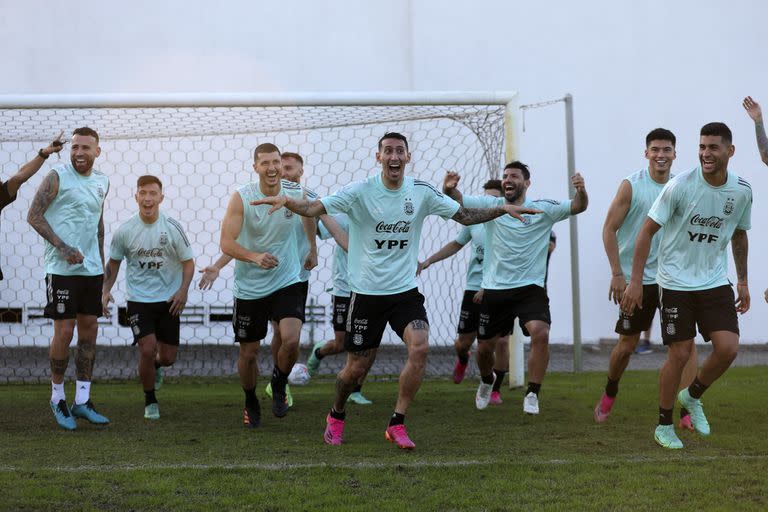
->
137, 248, 164, 257
689, 214, 723, 229
375, 221, 412, 233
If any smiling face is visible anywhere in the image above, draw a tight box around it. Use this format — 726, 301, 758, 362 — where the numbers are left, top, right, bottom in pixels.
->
135, 182, 163, 222
281, 155, 303, 183
645, 139, 676, 178
69, 134, 101, 175
253, 150, 283, 189
699, 135, 734, 177
501, 167, 529, 204
376, 138, 411, 188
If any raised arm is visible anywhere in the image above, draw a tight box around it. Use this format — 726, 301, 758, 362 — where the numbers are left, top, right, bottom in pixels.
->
27, 170, 83, 264
742, 96, 768, 166
319, 214, 349, 252
5, 133, 64, 197
220, 192, 277, 268
570, 172, 588, 214
249, 195, 327, 217
731, 229, 750, 314
602, 180, 632, 303
452, 203, 541, 226
442, 171, 463, 204
418, 241, 464, 275
619, 218, 661, 314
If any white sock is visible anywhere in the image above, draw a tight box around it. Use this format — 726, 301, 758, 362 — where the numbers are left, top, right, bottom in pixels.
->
75, 380, 91, 405
51, 381, 66, 403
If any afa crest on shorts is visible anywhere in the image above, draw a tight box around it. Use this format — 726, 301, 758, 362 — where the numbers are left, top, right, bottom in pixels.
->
723, 197, 734, 216
404, 199, 414, 215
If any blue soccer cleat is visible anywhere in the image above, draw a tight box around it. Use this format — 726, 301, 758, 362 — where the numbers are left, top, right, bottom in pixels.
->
50, 400, 77, 431
71, 400, 110, 425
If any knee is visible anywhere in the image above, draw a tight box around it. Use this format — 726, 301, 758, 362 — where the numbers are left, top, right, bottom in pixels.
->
157, 353, 176, 366
409, 341, 429, 363
239, 344, 258, 360
477, 338, 496, 354
715, 343, 738, 364
668, 345, 693, 366
139, 344, 155, 360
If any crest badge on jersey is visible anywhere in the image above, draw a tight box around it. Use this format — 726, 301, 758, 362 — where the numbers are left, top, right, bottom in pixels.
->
97, 186, 105, 199
284, 209, 294, 218
723, 197, 734, 216
159, 232, 168, 246
404, 199, 414, 215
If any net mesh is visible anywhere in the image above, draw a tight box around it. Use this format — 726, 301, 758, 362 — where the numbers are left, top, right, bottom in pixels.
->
0, 103, 507, 382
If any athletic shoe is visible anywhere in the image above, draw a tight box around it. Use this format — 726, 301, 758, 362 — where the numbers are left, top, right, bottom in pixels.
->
272, 389, 289, 418
265, 382, 293, 407
635, 342, 653, 355
324, 414, 345, 445
654, 424, 683, 449
155, 367, 164, 391
243, 402, 261, 428
348, 391, 373, 405
144, 403, 160, 420
489, 391, 503, 405
677, 389, 710, 436
593, 393, 615, 423
50, 400, 77, 431
523, 392, 540, 415
71, 400, 110, 424
452, 355, 469, 384
385, 424, 416, 450
306, 342, 324, 376
475, 376, 495, 410
678, 414, 694, 432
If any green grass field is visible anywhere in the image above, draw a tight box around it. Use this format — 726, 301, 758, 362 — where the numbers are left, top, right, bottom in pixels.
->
2, 368, 767, 511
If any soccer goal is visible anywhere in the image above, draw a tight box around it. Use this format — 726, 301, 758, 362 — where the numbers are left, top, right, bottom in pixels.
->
0, 91, 524, 382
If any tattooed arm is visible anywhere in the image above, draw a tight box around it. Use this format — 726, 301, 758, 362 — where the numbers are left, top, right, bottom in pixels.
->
742, 96, 768, 166
249, 195, 328, 217
452, 203, 541, 226
732, 229, 750, 314
27, 170, 83, 264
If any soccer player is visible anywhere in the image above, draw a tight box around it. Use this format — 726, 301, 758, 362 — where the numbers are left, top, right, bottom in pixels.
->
27, 127, 110, 430
220, 143, 317, 426
742, 96, 768, 166
621, 122, 751, 450
101, 175, 194, 420
594, 128, 697, 428
418, 179, 509, 404
443, 162, 588, 415
1, 133, 65, 281
305, 213, 373, 405
251, 132, 539, 449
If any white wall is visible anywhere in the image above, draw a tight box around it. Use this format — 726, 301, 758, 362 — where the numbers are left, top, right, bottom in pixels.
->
2, 0, 766, 343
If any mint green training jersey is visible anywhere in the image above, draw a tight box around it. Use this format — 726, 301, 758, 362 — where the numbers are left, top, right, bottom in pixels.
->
648, 168, 751, 291
616, 169, 673, 284
463, 195, 572, 290
454, 224, 486, 292
43, 163, 109, 276
318, 214, 351, 298
233, 179, 305, 300
296, 188, 318, 282
320, 175, 460, 295
109, 212, 194, 302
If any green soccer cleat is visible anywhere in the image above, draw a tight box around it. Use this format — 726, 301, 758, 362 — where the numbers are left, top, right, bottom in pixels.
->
677, 389, 710, 436
654, 424, 684, 449
265, 382, 293, 408
144, 403, 160, 420
348, 391, 373, 405
155, 367, 164, 391
306, 342, 324, 376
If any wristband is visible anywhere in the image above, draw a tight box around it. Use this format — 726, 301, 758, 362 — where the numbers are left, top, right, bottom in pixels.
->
38, 149, 49, 160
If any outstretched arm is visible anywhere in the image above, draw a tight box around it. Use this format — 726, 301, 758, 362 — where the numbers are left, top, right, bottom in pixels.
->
319, 214, 349, 252
570, 172, 588, 214
249, 195, 327, 217
442, 171, 463, 204
5, 133, 65, 197
27, 170, 83, 264
603, 180, 632, 304
418, 241, 464, 275
743, 96, 768, 166
452, 203, 541, 226
198, 253, 233, 290
731, 229, 750, 314
619, 218, 661, 314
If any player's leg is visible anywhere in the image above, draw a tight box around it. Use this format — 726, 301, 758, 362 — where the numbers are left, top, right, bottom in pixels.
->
453, 290, 480, 384
490, 338, 509, 404
44, 274, 78, 429
146, 303, 180, 419
307, 295, 349, 376
234, 297, 267, 427
475, 335, 499, 409
137, 333, 160, 419
268, 282, 307, 417
325, 347, 377, 446
677, 343, 698, 431
70, 312, 109, 424
523, 319, 550, 415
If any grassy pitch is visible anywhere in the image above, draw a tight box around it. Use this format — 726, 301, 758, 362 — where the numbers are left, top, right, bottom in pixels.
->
1, 367, 767, 511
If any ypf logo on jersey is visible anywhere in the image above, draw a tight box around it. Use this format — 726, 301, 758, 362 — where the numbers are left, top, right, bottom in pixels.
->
723, 197, 735, 216
404, 198, 414, 216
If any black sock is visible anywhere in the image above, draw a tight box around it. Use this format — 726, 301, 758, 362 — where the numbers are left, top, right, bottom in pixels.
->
680, 407, 690, 419
481, 373, 494, 385
315, 347, 326, 361
658, 407, 673, 425
389, 412, 405, 426
154, 361, 162, 369
243, 386, 258, 408
271, 366, 289, 393
458, 352, 469, 365
330, 407, 346, 421
688, 377, 709, 399
353, 384, 362, 393
144, 389, 157, 406
605, 378, 620, 398
492, 369, 506, 392
526, 382, 541, 396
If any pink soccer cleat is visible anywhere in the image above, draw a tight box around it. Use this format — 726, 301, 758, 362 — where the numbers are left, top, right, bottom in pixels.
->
385, 424, 416, 450
324, 414, 345, 446
489, 391, 503, 405
594, 394, 615, 423
678, 413, 694, 432
452, 357, 469, 384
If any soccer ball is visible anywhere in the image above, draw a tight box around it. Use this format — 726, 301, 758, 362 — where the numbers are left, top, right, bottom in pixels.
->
288, 363, 311, 386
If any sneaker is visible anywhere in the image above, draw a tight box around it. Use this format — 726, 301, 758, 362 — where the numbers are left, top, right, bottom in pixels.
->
306, 342, 324, 376
265, 382, 293, 408
324, 414, 345, 445
593, 393, 615, 423
71, 400, 110, 424
50, 400, 77, 430
677, 389, 710, 436
678, 414, 694, 432
523, 392, 540, 415
489, 391, 503, 405
654, 424, 684, 449
348, 391, 373, 405
635, 342, 653, 355
385, 424, 416, 450
243, 402, 261, 428
272, 388, 289, 418
144, 403, 160, 420
452, 355, 470, 384
155, 367, 164, 391
475, 376, 495, 410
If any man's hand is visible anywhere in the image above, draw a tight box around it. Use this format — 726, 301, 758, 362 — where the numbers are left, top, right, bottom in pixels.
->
303, 250, 318, 271
41, 131, 66, 159
619, 281, 643, 315
250, 196, 287, 214
416, 260, 430, 276
503, 204, 542, 222
571, 173, 585, 192
743, 96, 763, 122
198, 266, 220, 290
472, 289, 485, 304
608, 275, 626, 304
59, 245, 84, 265
101, 290, 113, 317
443, 171, 460, 193
168, 289, 188, 316
252, 252, 278, 269
735, 283, 750, 314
